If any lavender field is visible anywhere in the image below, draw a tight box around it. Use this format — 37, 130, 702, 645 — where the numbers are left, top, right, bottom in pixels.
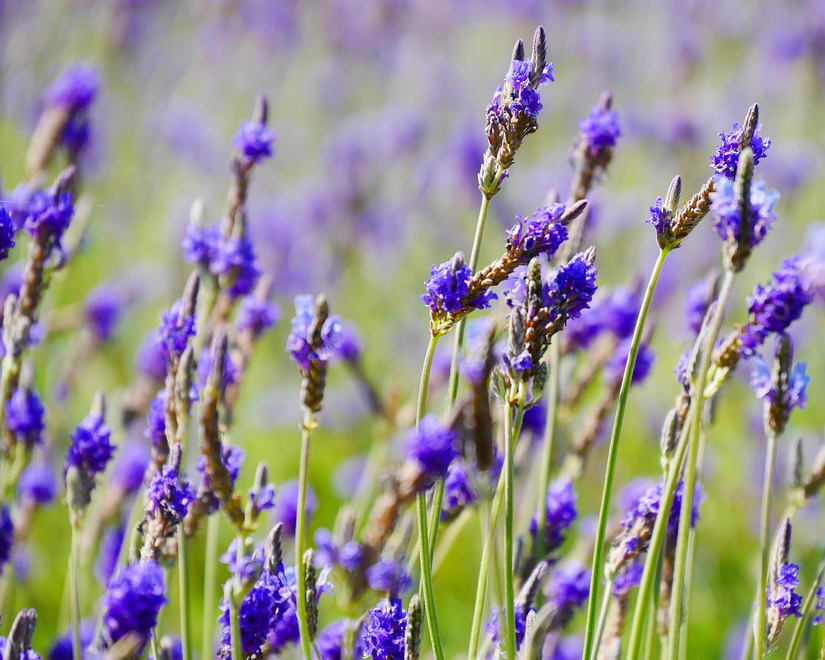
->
1, 2, 825, 659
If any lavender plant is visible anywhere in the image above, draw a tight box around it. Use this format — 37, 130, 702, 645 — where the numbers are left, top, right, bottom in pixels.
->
1, 12, 824, 660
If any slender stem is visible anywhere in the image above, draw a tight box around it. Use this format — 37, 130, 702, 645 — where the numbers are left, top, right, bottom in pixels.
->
295, 410, 315, 660
581, 247, 669, 660
151, 631, 162, 660
536, 340, 562, 563
503, 396, 518, 660
591, 581, 613, 659
627, 268, 735, 660
754, 429, 779, 660
417, 336, 439, 423
416, 490, 446, 660
70, 523, 82, 660
202, 514, 220, 658
468, 476, 505, 660
229, 599, 242, 660
178, 528, 193, 660
667, 269, 736, 660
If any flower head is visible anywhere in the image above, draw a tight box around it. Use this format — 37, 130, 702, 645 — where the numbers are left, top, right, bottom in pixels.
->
530, 478, 578, 554
45, 64, 99, 113
272, 480, 317, 537
233, 120, 275, 165
84, 285, 123, 342
710, 121, 771, 179
741, 257, 812, 358
211, 236, 259, 299
286, 294, 342, 372
100, 561, 167, 651
441, 460, 478, 522
0, 208, 16, 260
360, 598, 406, 660
0, 505, 13, 572
181, 222, 219, 266
18, 461, 57, 505
505, 205, 568, 259
544, 251, 599, 322
219, 570, 286, 658
422, 252, 495, 316
146, 464, 196, 523
578, 103, 621, 153
237, 295, 279, 337
405, 415, 460, 488
710, 176, 778, 253
64, 413, 114, 480
6, 388, 46, 448
545, 562, 590, 618
769, 563, 803, 619
22, 189, 74, 244
158, 299, 196, 362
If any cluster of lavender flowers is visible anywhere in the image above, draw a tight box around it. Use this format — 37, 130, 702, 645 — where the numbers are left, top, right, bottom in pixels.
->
1, 19, 825, 660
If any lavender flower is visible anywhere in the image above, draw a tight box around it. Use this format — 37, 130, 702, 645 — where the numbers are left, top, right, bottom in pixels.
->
317, 620, 363, 660
49, 622, 94, 660
487, 603, 530, 652
100, 561, 167, 651
421, 252, 495, 316
45, 65, 99, 113
84, 285, 123, 342
578, 102, 621, 154
405, 415, 460, 488
360, 598, 406, 660
544, 251, 599, 322
314, 529, 363, 572
233, 120, 275, 165
6, 388, 46, 448
95, 526, 123, 587
22, 189, 74, 245
145, 392, 166, 448
137, 332, 167, 381
740, 257, 812, 358
272, 480, 317, 537
530, 478, 578, 555
505, 205, 569, 259
18, 462, 57, 505
608, 478, 703, 573
612, 562, 643, 597
0, 208, 16, 260
211, 236, 259, 298
710, 175, 778, 253
197, 346, 238, 394
286, 294, 342, 372
604, 340, 655, 386
158, 299, 196, 362
751, 352, 809, 413
146, 464, 196, 523
181, 222, 219, 266
814, 587, 824, 625
710, 121, 771, 179
110, 441, 150, 494
236, 295, 279, 337
440, 460, 478, 522
219, 570, 286, 658
197, 445, 244, 490
366, 559, 413, 597
0, 505, 13, 572
65, 412, 113, 477
545, 561, 590, 622
334, 323, 362, 362
769, 563, 803, 619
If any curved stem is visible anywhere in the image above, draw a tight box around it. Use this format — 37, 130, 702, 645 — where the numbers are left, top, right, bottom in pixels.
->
416, 336, 439, 423
70, 523, 82, 660
202, 514, 220, 658
627, 268, 735, 660
754, 429, 779, 660
536, 340, 562, 563
592, 580, 613, 659
295, 411, 315, 660
667, 269, 736, 660
581, 248, 669, 660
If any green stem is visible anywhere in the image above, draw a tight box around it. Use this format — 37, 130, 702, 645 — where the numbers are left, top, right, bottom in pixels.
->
503, 395, 518, 660
151, 631, 162, 660
295, 411, 315, 660
202, 514, 220, 657
416, 491, 446, 660
667, 269, 736, 660
229, 598, 242, 660
70, 523, 82, 660
581, 247, 669, 660
536, 340, 562, 564
468, 476, 505, 660
754, 429, 779, 660
178, 528, 193, 660
591, 580, 613, 659
627, 268, 735, 660
413, 334, 445, 660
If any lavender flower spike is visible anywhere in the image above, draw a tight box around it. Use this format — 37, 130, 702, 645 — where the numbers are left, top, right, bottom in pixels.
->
65, 392, 114, 519
750, 333, 809, 436
100, 561, 167, 653
360, 598, 406, 660
710, 104, 771, 180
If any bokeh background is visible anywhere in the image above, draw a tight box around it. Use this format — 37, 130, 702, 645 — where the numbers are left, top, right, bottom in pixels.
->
2, 0, 825, 657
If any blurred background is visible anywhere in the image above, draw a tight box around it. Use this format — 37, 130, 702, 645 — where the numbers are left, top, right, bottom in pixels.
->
1, 0, 825, 657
